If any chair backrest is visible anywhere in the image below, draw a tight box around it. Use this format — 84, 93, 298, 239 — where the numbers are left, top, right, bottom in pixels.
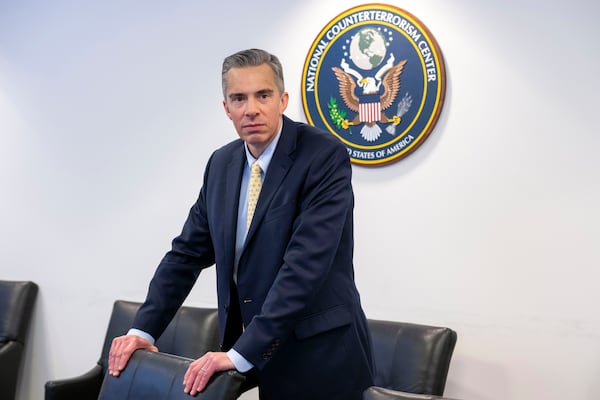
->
97, 350, 246, 400
98, 300, 220, 372
368, 319, 457, 396
0, 280, 38, 400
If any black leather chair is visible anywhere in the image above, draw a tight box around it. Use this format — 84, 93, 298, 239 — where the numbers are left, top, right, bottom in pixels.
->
364, 386, 459, 400
367, 319, 457, 396
0, 280, 38, 400
97, 350, 246, 400
45, 300, 222, 400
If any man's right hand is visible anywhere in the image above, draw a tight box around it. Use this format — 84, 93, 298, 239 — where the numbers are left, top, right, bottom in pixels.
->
108, 335, 158, 377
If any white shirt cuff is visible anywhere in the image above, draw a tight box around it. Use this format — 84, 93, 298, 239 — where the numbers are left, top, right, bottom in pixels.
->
226, 348, 253, 372
127, 328, 156, 345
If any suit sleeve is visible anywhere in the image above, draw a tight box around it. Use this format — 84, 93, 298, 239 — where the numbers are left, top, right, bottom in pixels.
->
132, 155, 216, 340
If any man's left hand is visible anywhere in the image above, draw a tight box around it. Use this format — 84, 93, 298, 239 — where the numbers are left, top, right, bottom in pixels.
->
183, 351, 235, 395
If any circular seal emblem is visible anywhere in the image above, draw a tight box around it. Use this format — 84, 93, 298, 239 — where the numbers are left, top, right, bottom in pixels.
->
301, 4, 446, 165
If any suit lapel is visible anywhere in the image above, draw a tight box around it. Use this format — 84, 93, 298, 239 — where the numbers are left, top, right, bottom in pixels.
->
223, 145, 245, 276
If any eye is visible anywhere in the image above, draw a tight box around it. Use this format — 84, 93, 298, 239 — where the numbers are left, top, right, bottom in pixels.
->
257, 90, 273, 102
256, 90, 273, 104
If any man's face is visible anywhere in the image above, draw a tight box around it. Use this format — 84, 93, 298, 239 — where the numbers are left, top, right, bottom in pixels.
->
223, 64, 289, 158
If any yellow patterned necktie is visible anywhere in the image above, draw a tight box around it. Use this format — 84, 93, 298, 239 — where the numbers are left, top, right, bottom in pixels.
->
246, 161, 262, 231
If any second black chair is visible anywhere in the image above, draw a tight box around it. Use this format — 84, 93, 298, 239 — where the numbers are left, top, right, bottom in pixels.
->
45, 300, 221, 400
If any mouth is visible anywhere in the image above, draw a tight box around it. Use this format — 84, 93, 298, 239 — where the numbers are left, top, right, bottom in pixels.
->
243, 123, 265, 131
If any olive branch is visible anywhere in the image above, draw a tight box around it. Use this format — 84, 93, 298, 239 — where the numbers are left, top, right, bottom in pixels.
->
327, 97, 348, 131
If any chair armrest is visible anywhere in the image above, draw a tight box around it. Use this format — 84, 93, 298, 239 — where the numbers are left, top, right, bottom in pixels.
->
0, 340, 23, 365
45, 364, 104, 400
0, 341, 24, 400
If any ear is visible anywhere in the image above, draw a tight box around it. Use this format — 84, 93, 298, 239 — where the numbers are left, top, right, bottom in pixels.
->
223, 100, 232, 120
279, 91, 289, 114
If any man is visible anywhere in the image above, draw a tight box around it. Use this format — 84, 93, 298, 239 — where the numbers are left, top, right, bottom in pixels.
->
108, 48, 374, 399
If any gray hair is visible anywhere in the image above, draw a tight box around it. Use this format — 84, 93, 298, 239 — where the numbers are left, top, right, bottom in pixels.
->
221, 48, 285, 97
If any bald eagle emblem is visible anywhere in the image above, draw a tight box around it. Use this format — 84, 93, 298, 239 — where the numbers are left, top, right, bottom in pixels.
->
332, 54, 412, 142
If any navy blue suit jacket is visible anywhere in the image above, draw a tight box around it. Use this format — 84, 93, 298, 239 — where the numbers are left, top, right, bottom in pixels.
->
132, 116, 373, 399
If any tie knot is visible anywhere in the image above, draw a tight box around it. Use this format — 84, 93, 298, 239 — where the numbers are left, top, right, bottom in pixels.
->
251, 161, 262, 175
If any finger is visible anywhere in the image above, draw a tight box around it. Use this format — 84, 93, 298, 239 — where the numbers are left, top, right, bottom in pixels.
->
110, 337, 141, 376
111, 352, 127, 376
114, 347, 130, 372
183, 362, 195, 388
184, 362, 211, 395
108, 338, 124, 375
190, 369, 210, 396
184, 370, 202, 395
184, 355, 207, 384
183, 363, 198, 393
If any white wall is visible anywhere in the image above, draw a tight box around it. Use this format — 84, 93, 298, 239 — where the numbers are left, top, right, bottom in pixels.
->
1, 1, 599, 399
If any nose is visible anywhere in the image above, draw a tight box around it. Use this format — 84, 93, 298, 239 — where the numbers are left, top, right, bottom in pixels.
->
245, 97, 259, 117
